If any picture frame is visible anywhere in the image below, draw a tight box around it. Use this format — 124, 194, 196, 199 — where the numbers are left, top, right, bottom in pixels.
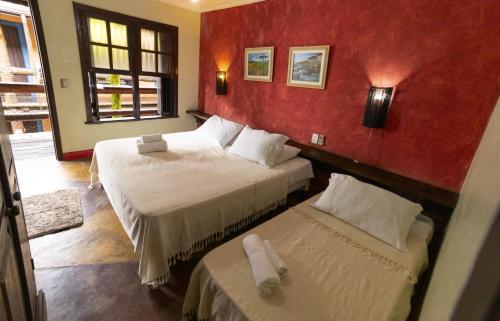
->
287, 45, 330, 89
244, 47, 274, 82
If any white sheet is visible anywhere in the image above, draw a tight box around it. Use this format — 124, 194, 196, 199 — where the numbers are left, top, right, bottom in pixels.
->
90, 131, 312, 285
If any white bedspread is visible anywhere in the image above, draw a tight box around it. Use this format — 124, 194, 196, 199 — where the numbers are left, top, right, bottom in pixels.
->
90, 131, 292, 285
183, 195, 429, 321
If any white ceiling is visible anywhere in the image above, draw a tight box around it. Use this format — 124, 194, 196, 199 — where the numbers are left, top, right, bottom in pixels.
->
157, 0, 266, 12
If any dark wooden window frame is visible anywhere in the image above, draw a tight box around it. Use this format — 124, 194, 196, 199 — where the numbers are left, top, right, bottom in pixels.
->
73, 3, 178, 124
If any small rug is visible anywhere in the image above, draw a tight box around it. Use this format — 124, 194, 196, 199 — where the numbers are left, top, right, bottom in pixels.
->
23, 188, 84, 239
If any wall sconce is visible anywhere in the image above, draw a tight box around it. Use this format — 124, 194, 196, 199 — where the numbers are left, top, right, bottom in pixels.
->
363, 86, 394, 128
216, 71, 227, 95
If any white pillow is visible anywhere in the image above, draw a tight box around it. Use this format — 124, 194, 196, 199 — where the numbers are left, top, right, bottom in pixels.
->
312, 174, 422, 251
228, 126, 289, 166
195, 115, 244, 148
274, 145, 301, 165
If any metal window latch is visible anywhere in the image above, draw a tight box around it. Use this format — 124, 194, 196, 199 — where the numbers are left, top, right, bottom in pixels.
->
6, 205, 20, 217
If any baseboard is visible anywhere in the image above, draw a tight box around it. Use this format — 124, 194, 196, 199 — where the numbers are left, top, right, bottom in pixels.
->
63, 149, 93, 161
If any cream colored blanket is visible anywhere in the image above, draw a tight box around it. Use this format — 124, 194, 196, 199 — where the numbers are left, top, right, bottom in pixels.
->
90, 131, 289, 285
183, 195, 429, 321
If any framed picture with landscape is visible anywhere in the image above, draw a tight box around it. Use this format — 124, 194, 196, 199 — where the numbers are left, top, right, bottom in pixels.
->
244, 47, 274, 82
287, 46, 330, 89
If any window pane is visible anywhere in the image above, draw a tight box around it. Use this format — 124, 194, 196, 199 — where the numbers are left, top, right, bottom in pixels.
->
139, 76, 160, 117
91, 45, 110, 69
141, 52, 156, 72
110, 22, 127, 47
157, 32, 171, 53
141, 29, 155, 50
96, 73, 134, 119
112, 48, 129, 70
158, 54, 171, 74
88, 18, 108, 44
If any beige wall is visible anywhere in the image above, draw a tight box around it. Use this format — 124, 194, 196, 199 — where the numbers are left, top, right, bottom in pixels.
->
38, 0, 200, 153
419, 97, 500, 320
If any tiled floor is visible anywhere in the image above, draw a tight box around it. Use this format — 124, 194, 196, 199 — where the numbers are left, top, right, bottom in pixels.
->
10, 132, 55, 160
17, 156, 301, 321
17, 157, 190, 321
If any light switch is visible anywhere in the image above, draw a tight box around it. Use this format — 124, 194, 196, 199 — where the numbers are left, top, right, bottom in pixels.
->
311, 133, 325, 145
60, 78, 69, 88
311, 133, 319, 144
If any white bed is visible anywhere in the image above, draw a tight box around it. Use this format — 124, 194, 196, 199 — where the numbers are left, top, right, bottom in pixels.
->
182, 195, 431, 321
90, 130, 313, 285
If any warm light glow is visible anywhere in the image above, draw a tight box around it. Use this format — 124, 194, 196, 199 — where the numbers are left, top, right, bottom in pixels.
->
217, 71, 226, 80
373, 89, 385, 101
88, 18, 108, 44
191, 0, 199, 2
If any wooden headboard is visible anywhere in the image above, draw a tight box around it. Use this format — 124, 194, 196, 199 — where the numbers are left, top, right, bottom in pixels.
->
187, 109, 459, 320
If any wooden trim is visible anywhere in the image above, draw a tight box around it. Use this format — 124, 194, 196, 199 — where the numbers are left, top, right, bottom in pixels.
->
3, 109, 158, 123
0, 82, 157, 94
186, 110, 211, 121
73, 3, 178, 123
97, 87, 156, 94
0, 82, 45, 93
186, 110, 458, 208
288, 140, 459, 208
62, 149, 93, 161
287, 46, 330, 90
4, 112, 48, 121
28, 0, 63, 160
85, 114, 178, 125
244, 47, 274, 82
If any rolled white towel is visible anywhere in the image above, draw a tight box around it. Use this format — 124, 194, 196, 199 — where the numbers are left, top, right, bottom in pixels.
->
140, 133, 163, 143
263, 240, 288, 278
136, 138, 168, 154
242, 234, 280, 296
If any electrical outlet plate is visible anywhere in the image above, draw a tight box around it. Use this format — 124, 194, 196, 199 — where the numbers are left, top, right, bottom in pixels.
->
317, 135, 325, 145
60, 78, 69, 88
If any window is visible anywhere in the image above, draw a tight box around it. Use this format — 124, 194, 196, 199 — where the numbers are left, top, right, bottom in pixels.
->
73, 4, 178, 123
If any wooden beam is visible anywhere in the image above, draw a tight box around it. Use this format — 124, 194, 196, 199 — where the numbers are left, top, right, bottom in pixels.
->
3, 109, 158, 122
186, 109, 459, 209
0, 83, 44, 93
97, 87, 157, 94
186, 110, 211, 121
287, 140, 459, 208
0, 82, 158, 94
4, 112, 48, 121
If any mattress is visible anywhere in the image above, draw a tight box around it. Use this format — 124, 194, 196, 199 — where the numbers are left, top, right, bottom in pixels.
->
274, 156, 314, 192
183, 195, 429, 321
90, 131, 312, 285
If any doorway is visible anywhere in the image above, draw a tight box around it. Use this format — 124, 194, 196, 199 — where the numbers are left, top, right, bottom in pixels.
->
0, 0, 61, 161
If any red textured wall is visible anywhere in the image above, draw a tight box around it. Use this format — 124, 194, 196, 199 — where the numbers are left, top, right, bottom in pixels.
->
199, 0, 500, 192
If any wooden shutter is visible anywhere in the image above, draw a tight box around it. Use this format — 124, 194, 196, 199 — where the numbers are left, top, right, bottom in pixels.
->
1, 25, 26, 68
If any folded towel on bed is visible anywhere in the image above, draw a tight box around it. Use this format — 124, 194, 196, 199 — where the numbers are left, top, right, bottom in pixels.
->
136, 138, 168, 154
243, 234, 280, 296
140, 133, 162, 143
263, 240, 288, 278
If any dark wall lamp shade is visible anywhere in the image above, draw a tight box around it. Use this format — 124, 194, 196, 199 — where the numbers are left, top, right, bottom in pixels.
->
216, 71, 227, 95
363, 86, 394, 128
